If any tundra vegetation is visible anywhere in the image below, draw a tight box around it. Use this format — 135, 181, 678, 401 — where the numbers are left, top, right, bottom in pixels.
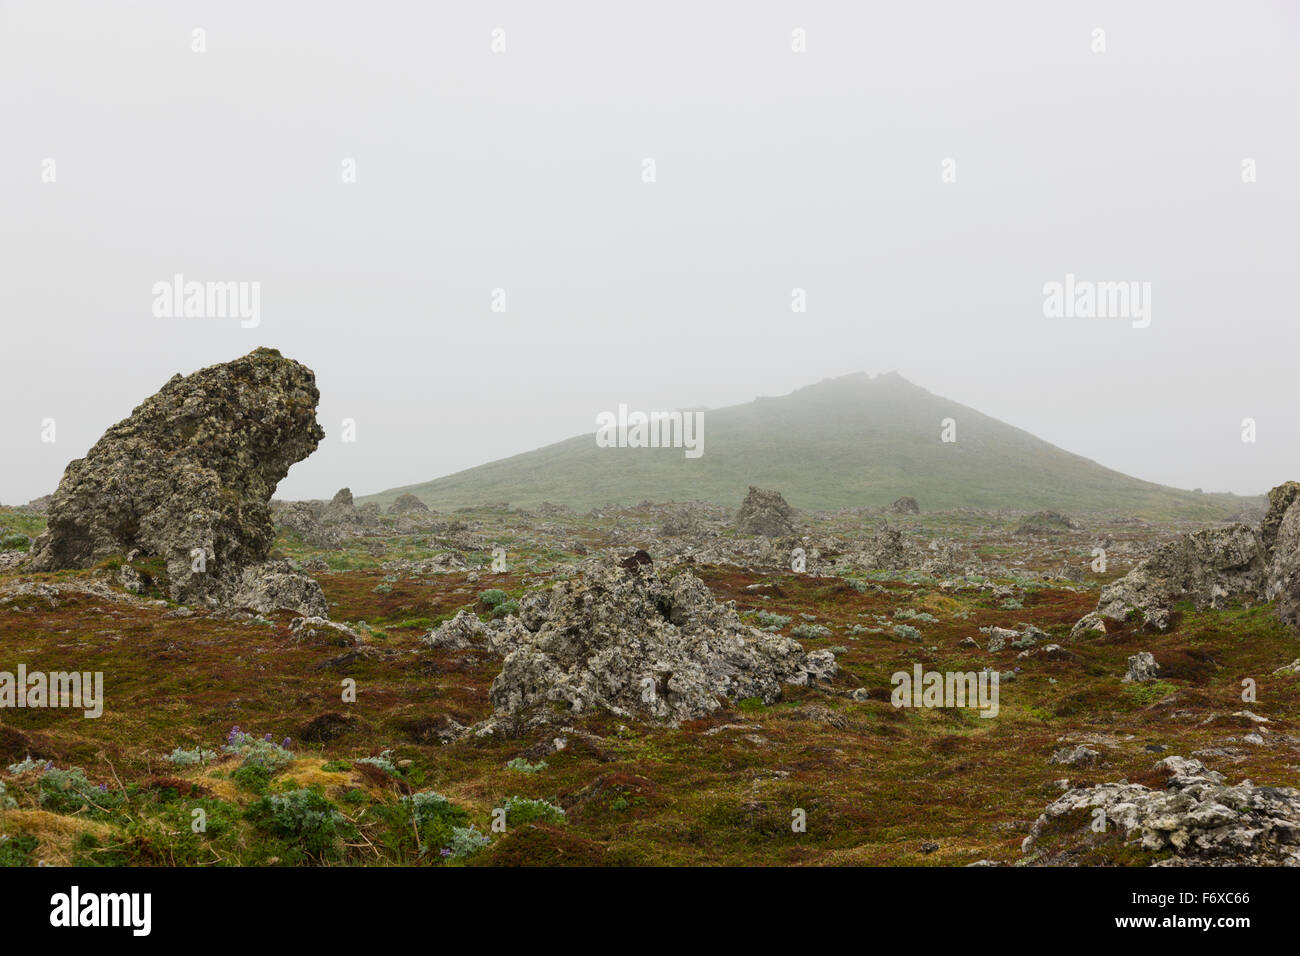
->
2, 489, 1298, 867
3, 351, 1295, 866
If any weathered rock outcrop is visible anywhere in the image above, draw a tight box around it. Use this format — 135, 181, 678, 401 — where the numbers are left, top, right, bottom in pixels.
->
274, 487, 378, 547
1073, 524, 1266, 635
389, 493, 429, 515
1022, 756, 1300, 866
1072, 481, 1300, 637
423, 608, 523, 654
1263, 481, 1300, 629
735, 486, 795, 538
476, 556, 834, 726
1015, 511, 1078, 536
1123, 651, 1160, 683
1260, 481, 1300, 555
28, 349, 325, 611
229, 559, 329, 617
849, 525, 915, 571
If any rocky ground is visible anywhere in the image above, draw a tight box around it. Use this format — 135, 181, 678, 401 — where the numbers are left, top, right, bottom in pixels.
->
1, 350, 1295, 867
2, 489, 1298, 867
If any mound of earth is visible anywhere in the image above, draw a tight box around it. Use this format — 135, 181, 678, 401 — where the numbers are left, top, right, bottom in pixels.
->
28, 348, 325, 612
1022, 756, 1300, 866
1014, 511, 1078, 536
475, 555, 836, 726
735, 486, 795, 537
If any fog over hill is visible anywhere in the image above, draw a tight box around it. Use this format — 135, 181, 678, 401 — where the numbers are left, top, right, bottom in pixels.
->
365, 372, 1255, 518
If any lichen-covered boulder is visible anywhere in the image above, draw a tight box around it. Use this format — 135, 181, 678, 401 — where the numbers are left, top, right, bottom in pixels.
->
1022, 756, 1300, 866
389, 493, 429, 515
1082, 524, 1266, 632
484, 556, 830, 726
850, 525, 915, 571
735, 486, 795, 537
229, 559, 328, 617
1122, 651, 1160, 683
1260, 481, 1300, 555
273, 486, 377, 548
28, 348, 324, 610
1263, 481, 1300, 629
1015, 511, 1078, 536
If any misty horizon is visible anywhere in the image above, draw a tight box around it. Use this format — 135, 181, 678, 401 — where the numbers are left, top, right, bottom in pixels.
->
4, 1, 1297, 503
1, 359, 1276, 505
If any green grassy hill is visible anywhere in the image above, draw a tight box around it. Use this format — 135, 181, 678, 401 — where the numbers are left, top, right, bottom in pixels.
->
363, 372, 1258, 518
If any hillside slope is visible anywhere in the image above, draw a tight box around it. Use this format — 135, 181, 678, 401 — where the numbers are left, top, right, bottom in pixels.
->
363, 373, 1255, 518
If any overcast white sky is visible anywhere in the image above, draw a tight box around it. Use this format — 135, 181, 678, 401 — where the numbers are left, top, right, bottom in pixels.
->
2, 0, 1297, 504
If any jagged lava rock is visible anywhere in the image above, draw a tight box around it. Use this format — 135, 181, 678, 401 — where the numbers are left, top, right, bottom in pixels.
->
735, 486, 795, 537
484, 556, 833, 726
1123, 651, 1160, 683
889, 496, 920, 515
1263, 481, 1300, 629
1075, 524, 1266, 635
28, 348, 325, 610
389, 493, 429, 515
1015, 511, 1078, 536
1023, 756, 1300, 866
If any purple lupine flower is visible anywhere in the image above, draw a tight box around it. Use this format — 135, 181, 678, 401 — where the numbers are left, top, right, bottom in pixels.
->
281, 738, 291, 750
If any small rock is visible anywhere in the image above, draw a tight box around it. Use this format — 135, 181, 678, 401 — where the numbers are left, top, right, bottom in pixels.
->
1123, 651, 1160, 683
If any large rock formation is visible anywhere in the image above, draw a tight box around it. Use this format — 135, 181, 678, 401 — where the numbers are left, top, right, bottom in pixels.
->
889, 496, 920, 515
389, 493, 429, 516
1015, 511, 1078, 536
467, 556, 835, 727
1262, 481, 1300, 628
273, 487, 378, 547
735, 486, 795, 537
1072, 524, 1267, 635
228, 559, 329, 617
1259, 481, 1300, 554
1071, 480, 1300, 637
849, 525, 916, 571
1022, 756, 1300, 866
28, 348, 326, 611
